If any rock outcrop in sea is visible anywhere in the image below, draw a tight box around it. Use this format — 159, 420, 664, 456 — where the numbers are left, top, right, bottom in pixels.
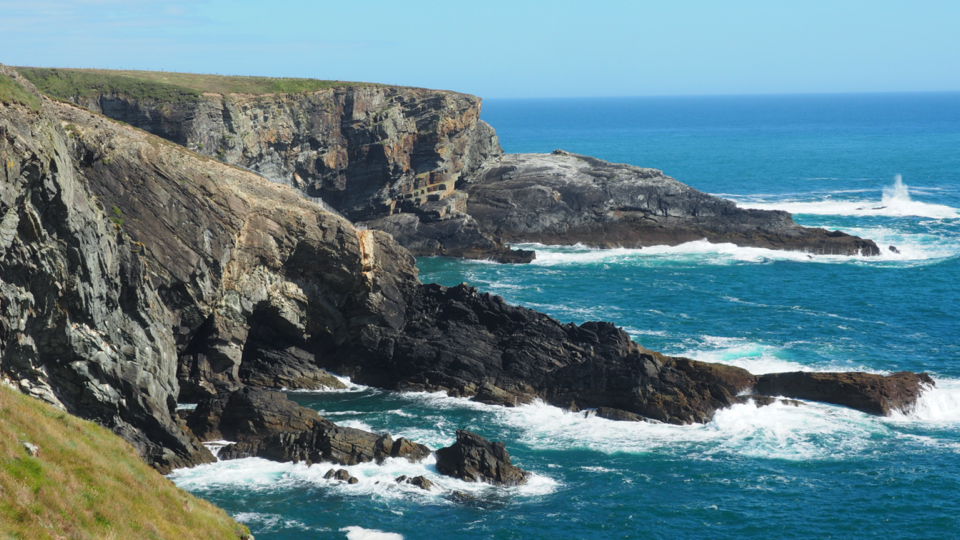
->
0, 65, 925, 479
435, 429, 529, 486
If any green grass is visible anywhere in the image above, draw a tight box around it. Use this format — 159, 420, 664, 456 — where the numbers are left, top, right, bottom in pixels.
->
0, 384, 250, 540
18, 67, 380, 102
0, 72, 41, 111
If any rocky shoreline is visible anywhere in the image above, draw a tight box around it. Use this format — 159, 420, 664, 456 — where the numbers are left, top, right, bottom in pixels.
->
1, 64, 928, 488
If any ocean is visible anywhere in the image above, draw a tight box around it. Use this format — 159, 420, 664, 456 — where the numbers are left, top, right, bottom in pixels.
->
170, 93, 960, 539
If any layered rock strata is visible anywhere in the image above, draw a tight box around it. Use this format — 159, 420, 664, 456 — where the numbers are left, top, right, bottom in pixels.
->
464, 151, 881, 255
27, 73, 526, 262
0, 66, 211, 472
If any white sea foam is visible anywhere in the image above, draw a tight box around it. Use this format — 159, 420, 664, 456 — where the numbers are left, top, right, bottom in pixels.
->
287, 374, 370, 393
234, 512, 322, 533
513, 236, 953, 268
737, 175, 960, 220
169, 448, 557, 503
489, 398, 885, 462
340, 526, 404, 540
888, 378, 960, 425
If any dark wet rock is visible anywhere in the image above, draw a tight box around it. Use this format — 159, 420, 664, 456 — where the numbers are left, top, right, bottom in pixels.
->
753, 371, 934, 416
735, 395, 804, 408
395, 474, 434, 491
238, 342, 346, 391
889, 245, 901, 254
186, 387, 329, 442
435, 430, 529, 486
201, 388, 432, 466
324, 468, 357, 483
326, 282, 778, 425
464, 152, 881, 256
406, 475, 434, 491
585, 407, 647, 422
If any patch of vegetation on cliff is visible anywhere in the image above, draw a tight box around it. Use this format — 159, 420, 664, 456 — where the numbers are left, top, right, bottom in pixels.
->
0, 384, 250, 540
0, 72, 41, 111
19, 67, 380, 100
17, 67, 203, 103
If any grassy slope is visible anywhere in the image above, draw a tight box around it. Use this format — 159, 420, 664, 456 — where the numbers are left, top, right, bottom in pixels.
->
17, 67, 379, 102
0, 73, 41, 111
0, 384, 249, 540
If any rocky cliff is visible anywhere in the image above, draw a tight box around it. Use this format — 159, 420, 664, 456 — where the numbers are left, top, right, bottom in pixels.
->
20, 68, 879, 260
2, 65, 919, 480
0, 66, 210, 472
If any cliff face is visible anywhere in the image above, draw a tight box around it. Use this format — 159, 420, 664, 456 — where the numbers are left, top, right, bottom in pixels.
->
24, 69, 881, 259
0, 66, 210, 472
1, 66, 927, 478
71, 88, 501, 221
1, 65, 422, 471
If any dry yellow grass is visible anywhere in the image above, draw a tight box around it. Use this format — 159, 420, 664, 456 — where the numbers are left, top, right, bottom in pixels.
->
0, 384, 250, 540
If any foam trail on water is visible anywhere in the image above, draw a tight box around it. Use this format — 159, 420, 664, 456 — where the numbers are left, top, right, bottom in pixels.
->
340, 526, 404, 540
737, 175, 960, 219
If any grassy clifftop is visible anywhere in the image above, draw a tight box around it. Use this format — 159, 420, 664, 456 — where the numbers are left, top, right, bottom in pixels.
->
17, 67, 379, 102
0, 384, 250, 540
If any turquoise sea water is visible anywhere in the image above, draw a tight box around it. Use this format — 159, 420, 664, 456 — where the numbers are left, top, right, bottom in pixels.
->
171, 93, 960, 539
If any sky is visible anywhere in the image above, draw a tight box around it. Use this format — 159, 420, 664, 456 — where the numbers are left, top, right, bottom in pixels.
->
1, 0, 959, 99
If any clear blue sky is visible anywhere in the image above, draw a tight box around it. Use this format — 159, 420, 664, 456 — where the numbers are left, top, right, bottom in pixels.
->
2, 0, 958, 98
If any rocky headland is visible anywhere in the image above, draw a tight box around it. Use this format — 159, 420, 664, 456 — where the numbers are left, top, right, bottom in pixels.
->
19, 67, 880, 260
1, 64, 926, 489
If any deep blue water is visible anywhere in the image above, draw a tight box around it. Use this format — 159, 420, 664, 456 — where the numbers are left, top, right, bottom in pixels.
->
171, 93, 960, 539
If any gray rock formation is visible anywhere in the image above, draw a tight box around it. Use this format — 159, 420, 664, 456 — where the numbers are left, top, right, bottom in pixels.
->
0, 65, 212, 472
464, 151, 881, 255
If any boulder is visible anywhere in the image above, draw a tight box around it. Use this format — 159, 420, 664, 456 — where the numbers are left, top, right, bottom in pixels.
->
435, 430, 528, 487
396, 475, 434, 491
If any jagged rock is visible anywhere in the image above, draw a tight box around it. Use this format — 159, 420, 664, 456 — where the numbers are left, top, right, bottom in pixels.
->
435, 430, 528, 486
325, 283, 757, 424
21, 441, 39, 457
238, 342, 346, 391
465, 152, 881, 256
197, 388, 432, 466
752, 371, 934, 415
390, 437, 432, 463
186, 387, 329, 442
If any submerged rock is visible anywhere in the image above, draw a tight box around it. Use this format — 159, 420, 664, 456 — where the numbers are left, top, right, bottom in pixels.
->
435, 430, 528, 486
